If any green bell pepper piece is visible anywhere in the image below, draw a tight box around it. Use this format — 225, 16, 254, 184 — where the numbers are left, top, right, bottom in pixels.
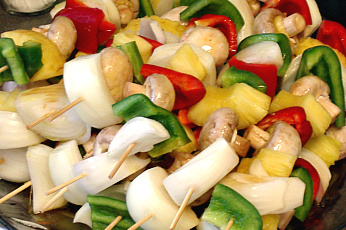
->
179, 0, 244, 32
296, 45, 345, 128
0, 38, 29, 85
290, 167, 314, 222
17, 40, 43, 78
138, 0, 155, 17
117, 41, 144, 84
0, 50, 12, 83
220, 66, 267, 93
112, 94, 191, 158
87, 195, 140, 230
202, 183, 262, 230
237, 33, 292, 78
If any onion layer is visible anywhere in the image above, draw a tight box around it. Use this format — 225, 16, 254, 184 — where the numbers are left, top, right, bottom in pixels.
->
0, 148, 30, 183
126, 167, 199, 230
63, 53, 123, 129
0, 111, 46, 149
163, 137, 239, 206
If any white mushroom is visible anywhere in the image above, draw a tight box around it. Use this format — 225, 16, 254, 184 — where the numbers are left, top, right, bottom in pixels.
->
123, 74, 176, 111
243, 124, 270, 150
46, 16, 77, 60
198, 107, 249, 156
253, 8, 306, 37
326, 125, 346, 160
93, 125, 123, 156
180, 26, 229, 66
113, 0, 139, 26
253, 8, 285, 34
264, 121, 301, 156
290, 75, 341, 122
100, 47, 133, 102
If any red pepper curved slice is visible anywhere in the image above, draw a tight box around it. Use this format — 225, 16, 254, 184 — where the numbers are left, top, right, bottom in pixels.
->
140, 64, 206, 110
316, 20, 346, 57
295, 158, 320, 201
188, 14, 238, 57
261, 0, 312, 25
56, 0, 116, 54
229, 56, 277, 98
257, 106, 313, 145
139, 35, 163, 51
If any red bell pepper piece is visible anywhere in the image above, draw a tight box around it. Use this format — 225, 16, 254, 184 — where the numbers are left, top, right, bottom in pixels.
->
316, 20, 346, 57
295, 158, 320, 201
229, 56, 277, 98
139, 35, 163, 51
56, 0, 116, 54
188, 14, 238, 57
261, 0, 312, 25
257, 106, 313, 145
140, 64, 206, 110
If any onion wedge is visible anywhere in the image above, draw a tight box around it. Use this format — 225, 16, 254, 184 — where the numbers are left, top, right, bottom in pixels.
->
163, 137, 239, 206
63, 53, 123, 129
0, 148, 30, 183
0, 111, 46, 149
126, 167, 199, 230
73, 153, 150, 195
27, 144, 68, 214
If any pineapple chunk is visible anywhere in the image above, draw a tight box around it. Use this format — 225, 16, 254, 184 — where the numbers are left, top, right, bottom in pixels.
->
262, 214, 280, 230
256, 148, 297, 177
1, 30, 66, 82
172, 124, 197, 154
236, 157, 254, 173
0, 88, 21, 112
112, 31, 152, 63
166, 43, 207, 81
270, 90, 332, 137
304, 135, 341, 167
187, 84, 271, 129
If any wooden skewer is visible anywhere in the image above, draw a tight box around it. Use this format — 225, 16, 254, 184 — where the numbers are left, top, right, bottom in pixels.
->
0, 181, 32, 204
108, 143, 136, 179
39, 187, 68, 213
45, 172, 87, 195
49, 97, 83, 121
128, 213, 153, 230
169, 188, 194, 230
224, 219, 234, 230
26, 110, 57, 130
0, 65, 9, 73
105, 216, 122, 230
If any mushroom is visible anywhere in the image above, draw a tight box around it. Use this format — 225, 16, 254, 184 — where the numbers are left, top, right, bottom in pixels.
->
46, 16, 77, 60
253, 8, 306, 37
123, 73, 176, 111
243, 124, 270, 150
93, 125, 123, 156
167, 151, 196, 174
263, 121, 301, 156
326, 125, 346, 160
198, 107, 249, 156
289, 75, 341, 122
180, 26, 229, 66
100, 47, 133, 102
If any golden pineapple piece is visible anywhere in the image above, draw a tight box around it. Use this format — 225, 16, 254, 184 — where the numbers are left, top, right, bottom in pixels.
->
1, 30, 65, 82
0, 88, 21, 112
172, 124, 197, 154
236, 157, 254, 173
304, 134, 341, 167
112, 31, 152, 63
270, 90, 332, 137
167, 43, 206, 81
256, 148, 297, 177
262, 214, 280, 230
187, 84, 271, 129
